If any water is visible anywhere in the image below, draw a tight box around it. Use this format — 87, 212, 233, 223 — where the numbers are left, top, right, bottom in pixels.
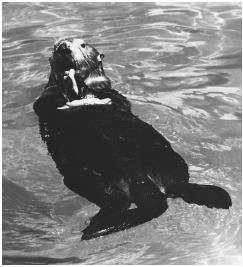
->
2, 2, 242, 264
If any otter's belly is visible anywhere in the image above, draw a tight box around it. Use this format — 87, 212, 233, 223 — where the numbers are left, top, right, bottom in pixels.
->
43, 107, 189, 188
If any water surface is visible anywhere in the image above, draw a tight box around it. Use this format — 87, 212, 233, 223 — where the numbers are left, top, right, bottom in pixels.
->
2, 2, 242, 264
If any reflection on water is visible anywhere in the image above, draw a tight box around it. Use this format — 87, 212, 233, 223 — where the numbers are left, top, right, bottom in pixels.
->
2, 2, 242, 265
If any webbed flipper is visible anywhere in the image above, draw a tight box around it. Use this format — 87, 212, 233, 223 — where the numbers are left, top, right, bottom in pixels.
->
82, 179, 168, 240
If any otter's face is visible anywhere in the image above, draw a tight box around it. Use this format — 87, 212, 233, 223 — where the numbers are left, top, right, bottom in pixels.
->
49, 38, 103, 81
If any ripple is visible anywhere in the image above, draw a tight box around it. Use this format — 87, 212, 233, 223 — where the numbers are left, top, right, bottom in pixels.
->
220, 113, 239, 121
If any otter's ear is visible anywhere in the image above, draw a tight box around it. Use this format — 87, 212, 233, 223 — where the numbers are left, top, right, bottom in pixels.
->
97, 54, 105, 62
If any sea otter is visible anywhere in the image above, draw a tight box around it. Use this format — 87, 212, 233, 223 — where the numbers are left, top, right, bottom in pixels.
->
33, 38, 232, 240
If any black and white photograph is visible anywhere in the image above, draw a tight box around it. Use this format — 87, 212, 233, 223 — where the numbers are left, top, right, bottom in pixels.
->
2, 1, 242, 265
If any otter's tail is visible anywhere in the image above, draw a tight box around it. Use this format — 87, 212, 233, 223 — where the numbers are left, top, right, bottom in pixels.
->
166, 183, 232, 209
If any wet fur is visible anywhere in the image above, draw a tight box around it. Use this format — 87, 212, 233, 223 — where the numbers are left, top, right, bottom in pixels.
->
34, 38, 232, 240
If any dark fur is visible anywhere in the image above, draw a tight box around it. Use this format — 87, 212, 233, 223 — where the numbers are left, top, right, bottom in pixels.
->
34, 39, 232, 240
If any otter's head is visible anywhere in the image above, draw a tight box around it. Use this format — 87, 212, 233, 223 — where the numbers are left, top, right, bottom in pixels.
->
48, 38, 111, 92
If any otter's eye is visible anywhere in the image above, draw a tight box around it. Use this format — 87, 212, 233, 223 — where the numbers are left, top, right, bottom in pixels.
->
81, 43, 85, 48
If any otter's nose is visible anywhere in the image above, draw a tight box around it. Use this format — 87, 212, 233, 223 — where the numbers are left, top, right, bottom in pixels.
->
56, 42, 71, 56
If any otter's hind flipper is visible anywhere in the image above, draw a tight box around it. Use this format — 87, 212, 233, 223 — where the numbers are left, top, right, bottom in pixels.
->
166, 183, 232, 209
82, 179, 168, 240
